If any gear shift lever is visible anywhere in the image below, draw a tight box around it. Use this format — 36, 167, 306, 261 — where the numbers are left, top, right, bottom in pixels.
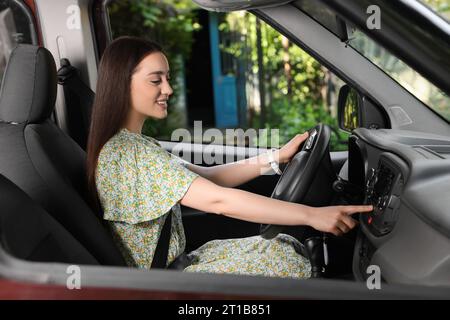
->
304, 235, 328, 278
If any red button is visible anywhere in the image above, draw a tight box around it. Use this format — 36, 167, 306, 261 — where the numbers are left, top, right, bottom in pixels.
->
368, 216, 373, 224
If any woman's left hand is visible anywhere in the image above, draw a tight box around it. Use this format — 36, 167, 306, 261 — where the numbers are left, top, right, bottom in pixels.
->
277, 132, 309, 164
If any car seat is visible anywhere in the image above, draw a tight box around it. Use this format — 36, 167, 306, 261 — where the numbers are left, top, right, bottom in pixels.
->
0, 173, 98, 264
0, 44, 125, 266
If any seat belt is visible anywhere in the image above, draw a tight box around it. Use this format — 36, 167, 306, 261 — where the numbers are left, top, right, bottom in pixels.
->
57, 58, 95, 150
151, 212, 172, 268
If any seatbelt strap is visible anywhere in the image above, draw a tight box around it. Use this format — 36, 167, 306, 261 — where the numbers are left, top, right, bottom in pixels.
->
57, 58, 95, 150
151, 212, 172, 268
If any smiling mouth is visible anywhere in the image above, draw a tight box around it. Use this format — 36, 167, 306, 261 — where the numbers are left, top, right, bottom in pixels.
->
157, 100, 168, 107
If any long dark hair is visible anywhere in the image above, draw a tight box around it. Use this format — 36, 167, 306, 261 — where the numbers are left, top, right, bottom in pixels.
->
86, 36, 163, 214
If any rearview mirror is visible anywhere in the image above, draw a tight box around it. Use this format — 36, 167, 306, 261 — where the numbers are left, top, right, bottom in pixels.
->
337, 85, 362, 132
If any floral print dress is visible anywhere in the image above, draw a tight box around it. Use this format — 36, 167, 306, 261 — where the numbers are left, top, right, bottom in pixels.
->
96, 128, 311, 279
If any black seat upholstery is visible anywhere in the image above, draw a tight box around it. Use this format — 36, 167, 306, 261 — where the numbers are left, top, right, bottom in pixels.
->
0, 44, 125, 266
0, 174, 98, 264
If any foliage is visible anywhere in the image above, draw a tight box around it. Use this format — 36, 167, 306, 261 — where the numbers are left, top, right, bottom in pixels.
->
108, 0, 200, 139
109, 1, 349, 150
259, 97, 349, 151
109, 0, 199, 58
221, 12, 347, 150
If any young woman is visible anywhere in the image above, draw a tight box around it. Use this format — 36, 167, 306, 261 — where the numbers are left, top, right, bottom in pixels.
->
86, 36, 372, 278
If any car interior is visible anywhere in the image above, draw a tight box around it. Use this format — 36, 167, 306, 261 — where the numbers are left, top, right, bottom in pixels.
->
0, 0, 449, 299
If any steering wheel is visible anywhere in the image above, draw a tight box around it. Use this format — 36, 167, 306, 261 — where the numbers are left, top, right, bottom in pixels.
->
260, 123, 336, 240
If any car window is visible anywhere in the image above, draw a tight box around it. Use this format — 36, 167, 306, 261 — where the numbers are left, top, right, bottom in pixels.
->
106, 1, 348, 151
294, 0, 450, 123
0, 0, 36, 87
347, 28, 450, 122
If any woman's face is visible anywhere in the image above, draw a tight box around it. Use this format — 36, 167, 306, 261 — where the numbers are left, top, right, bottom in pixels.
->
129, 52, 173, 121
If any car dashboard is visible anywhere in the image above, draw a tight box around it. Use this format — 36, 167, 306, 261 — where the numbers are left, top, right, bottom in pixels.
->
348, 128, 450, 286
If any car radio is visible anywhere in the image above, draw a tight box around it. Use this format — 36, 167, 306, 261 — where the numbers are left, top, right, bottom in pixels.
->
364, 157, 404, 236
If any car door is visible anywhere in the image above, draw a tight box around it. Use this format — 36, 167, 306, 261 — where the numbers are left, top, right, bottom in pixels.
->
1, 0, 449, 300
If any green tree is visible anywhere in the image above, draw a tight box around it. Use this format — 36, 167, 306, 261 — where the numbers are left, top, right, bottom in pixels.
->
108, 0, 200, 139
220, 12, 347, 150
109, 2, 348, 149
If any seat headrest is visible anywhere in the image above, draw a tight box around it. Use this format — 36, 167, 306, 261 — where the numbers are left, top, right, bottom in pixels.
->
0, 44, 57, 124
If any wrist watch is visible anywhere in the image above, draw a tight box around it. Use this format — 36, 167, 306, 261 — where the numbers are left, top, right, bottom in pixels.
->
266, 148, 282, 175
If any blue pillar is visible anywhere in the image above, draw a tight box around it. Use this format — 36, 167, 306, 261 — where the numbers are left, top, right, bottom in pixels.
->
208, 12, 222, 127
208, 12, 238, 128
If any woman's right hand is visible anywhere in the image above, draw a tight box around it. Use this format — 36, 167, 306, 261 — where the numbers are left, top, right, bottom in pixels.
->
307, 205, 373, 236
182, 176, 374, 231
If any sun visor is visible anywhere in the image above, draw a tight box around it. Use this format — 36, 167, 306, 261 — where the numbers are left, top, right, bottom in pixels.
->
192, 0, 293, 12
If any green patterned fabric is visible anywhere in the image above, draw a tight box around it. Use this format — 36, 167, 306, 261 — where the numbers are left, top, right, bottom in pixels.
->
96, 128, 311, 278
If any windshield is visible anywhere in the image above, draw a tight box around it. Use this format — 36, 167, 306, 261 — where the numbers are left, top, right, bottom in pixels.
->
348, 28, 450, 122
294, 0, 450, 122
